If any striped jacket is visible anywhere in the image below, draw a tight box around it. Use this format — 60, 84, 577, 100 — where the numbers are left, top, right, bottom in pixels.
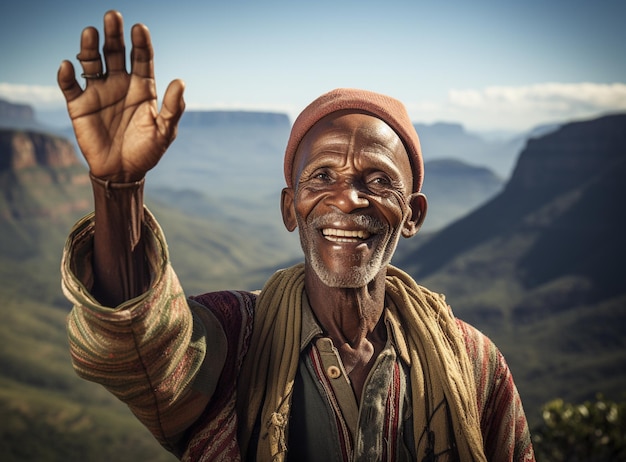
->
62, 212, 534, 461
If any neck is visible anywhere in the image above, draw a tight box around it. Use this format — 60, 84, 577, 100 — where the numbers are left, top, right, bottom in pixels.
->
304, 265, 388, 399
304, 266, 387, 348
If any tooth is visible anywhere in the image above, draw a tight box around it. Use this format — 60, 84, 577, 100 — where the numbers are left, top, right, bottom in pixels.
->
322, 228, 371, 240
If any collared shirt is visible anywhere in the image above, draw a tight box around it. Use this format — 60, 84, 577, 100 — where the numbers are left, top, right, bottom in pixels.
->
286, 295, 417, 461
63, 211, 535, 461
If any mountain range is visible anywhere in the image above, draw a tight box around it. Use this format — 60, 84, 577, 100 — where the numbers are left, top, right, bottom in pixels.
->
8, 100, 511, 235
1, 98, 624, 460
145, 110, 508, 242
398, 113, 626, 415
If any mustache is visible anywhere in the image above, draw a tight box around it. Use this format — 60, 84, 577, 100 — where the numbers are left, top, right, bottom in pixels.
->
307, 212, 387, 234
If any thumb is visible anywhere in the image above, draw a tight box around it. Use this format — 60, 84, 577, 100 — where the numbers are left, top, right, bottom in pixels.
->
157, 79, 186, 142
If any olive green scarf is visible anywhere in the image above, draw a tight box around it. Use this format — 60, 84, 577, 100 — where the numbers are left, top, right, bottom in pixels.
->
236, 263, 486, 461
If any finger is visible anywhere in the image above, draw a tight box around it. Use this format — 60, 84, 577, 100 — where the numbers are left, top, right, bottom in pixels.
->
57, 60, 83, 103
102, 10, 127, 75
130, 23, 154, 79
157, 79, 186, 140
76, 26, 104, 83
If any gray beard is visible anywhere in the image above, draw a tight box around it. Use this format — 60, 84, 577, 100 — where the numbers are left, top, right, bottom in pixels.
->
297, 212, 401, 288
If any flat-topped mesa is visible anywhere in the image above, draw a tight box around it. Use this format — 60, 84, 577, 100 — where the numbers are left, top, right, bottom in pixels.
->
0, 129, 81, 172
179, 110, 291, 129
0, 99, 35, 125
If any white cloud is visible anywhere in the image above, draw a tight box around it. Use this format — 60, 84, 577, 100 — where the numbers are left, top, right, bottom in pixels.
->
3, 81, 626, 133
0, 82, 65, 109
406, 82, 626, 132
446, 82, 626, 130
452, 82, 626, 110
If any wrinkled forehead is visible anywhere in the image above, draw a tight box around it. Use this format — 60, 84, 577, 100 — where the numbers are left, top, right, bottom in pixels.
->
291, 110, 411, 182
299, 110, 402, 149
283, 88, 424, 192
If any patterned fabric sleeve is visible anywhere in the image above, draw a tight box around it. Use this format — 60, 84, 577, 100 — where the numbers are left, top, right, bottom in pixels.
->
61, 210, 231, 457
456, 320, 536, 462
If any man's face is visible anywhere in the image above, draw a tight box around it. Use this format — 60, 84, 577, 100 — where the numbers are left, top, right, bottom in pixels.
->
286, 111, 417, 288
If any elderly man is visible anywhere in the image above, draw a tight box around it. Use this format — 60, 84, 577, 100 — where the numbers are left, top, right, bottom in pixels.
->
59, 10, 534, 462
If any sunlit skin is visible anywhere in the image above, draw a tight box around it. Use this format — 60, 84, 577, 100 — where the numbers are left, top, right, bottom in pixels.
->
281, 111, 427, 399
57, 11, 185, 305
57, 10, 185, 184
57, 10, 429, 401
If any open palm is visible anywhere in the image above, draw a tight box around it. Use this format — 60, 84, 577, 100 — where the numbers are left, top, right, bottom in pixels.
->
57, 10, 185, 183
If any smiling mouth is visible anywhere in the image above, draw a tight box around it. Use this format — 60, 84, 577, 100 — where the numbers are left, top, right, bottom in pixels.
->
322, 228, 372, 243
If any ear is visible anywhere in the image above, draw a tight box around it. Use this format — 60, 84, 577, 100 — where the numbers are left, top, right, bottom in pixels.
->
401, 192, 427, 238
280, 187, 298, 232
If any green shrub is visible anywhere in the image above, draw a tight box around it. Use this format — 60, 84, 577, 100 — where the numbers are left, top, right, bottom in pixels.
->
532, 394, 626, 461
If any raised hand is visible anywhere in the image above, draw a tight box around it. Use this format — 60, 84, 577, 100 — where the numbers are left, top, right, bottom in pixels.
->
57, 10, 185, 183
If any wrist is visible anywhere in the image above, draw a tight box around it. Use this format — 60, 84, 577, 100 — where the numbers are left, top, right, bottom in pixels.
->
89, 172, 145, 196
89, 172, 149, 305
90, 172, 145, 248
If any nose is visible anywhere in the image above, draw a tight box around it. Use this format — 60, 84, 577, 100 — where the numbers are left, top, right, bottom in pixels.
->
325, 181, 370, 213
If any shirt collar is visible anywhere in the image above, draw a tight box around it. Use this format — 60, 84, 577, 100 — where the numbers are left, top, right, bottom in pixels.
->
300, 292, 324, 351
299, 291, 411, 365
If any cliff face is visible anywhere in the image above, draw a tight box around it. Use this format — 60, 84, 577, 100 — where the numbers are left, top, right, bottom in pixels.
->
397, 113, 626, 415
0, 129, 80, 171
0, 128, 90, 239
403, 113, 626, 279
505, 114, 626, 199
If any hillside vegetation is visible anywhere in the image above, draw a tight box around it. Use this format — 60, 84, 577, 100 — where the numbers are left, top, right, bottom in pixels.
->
0, 130, 294, 460
2, 105, 625, 459
399, 114, 626, 422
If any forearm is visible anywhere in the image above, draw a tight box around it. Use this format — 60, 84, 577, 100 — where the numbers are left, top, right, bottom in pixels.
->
90, 173, 148, 306
66, 261, 214, 452
61, 209, 226, 452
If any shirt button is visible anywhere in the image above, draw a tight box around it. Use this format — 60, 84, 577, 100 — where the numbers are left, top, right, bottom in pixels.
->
327, 365, 341, 379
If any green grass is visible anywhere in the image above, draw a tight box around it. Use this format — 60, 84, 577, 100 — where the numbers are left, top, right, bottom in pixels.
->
0, 263, 177, 462
0, 380, 177, 462
0, 163, 294, 461
413, 218, 626, 428
2, 159, 625, 458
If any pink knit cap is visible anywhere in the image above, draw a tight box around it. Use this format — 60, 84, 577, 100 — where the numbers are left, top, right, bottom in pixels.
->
284, 88, 424, 192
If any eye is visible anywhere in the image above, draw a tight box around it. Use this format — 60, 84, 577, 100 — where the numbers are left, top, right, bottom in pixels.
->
311, 169, 333, 183
367, 173, 392, 188
372, 176, 390, 185
365, 172, 406, 197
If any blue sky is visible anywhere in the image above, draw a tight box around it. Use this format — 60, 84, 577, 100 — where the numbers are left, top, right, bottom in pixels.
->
1, 0, 625, 133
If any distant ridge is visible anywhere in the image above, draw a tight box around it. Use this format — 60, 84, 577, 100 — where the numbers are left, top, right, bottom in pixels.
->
413, 121, 521, 178
0, 99, 48, 132
419, 158, 504, 231
0, 99, 35, 123
179, 110, 291, 128
398, 113, 626, 417
403, 114, 626, 280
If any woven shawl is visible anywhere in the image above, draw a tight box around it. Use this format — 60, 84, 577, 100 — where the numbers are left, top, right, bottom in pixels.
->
236, 263, 486, 461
